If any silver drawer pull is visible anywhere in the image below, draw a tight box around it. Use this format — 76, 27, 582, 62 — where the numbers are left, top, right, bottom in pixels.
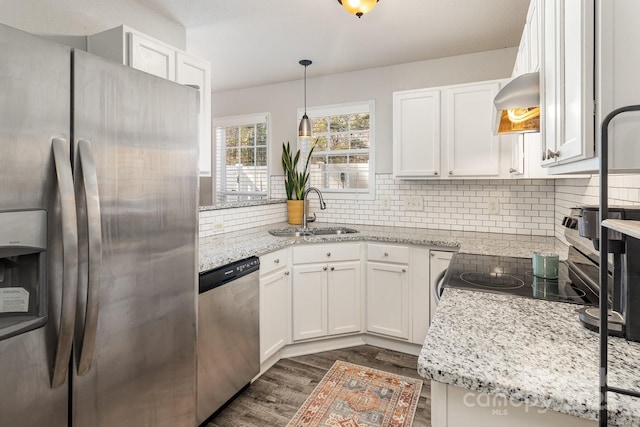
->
284, 271, 290, 276
330, 267, 335, 271
402, 269, 406, 273
274, 259, 280, 264
384, 252, 389, 257
326, 252, 331, 257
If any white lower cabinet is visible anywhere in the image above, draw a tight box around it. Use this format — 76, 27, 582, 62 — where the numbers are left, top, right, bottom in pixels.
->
366, 262, 410, 340
292, 264, 327, 341
431, 381, 596, 427
327, 261, 361, 336
291, 243, 362, 342
259, 250, 290, 363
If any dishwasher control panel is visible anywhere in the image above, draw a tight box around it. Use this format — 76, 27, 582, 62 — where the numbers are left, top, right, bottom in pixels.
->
199, 256, 260, 293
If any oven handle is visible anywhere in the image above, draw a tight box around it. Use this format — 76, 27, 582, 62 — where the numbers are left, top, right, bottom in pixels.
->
433, 269, 447, 305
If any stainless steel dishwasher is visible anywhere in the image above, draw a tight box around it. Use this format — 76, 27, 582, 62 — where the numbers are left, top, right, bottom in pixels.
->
197, 256, 260, 425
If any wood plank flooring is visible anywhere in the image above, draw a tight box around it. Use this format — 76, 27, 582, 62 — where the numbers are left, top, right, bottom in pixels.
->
204, 345, 431, 427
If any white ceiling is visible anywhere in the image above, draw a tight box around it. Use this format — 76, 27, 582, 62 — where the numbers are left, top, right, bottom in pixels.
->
133, 0, 530, 92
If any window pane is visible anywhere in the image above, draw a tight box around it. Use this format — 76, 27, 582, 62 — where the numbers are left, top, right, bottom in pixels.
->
240, 125, 255, 147
314, 136, 328, 151
350, 113, 370, 131
256, 147, 267, 167
241, 147, 255, 166
256, 123, 267, 145
312, 118, 328, 134
329, 135, 349, 151
226, 148, 238, 165
329, 115, 348, 133
226, 127, 239, 147
350, 133, 370, 149
328, 155, 348, 165
350, 154, 369, 164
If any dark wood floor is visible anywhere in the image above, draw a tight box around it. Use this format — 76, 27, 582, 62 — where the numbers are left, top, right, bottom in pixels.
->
205, 345, 431, 427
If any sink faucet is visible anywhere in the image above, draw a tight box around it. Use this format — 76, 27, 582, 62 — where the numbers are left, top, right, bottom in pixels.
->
303, 187, 327, 229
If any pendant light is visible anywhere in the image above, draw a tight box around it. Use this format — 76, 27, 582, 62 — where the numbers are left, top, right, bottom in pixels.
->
298, 59, 312, 138
337, 0, 379, 18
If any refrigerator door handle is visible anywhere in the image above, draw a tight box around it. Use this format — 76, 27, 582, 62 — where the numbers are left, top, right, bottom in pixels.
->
51, 138, 79, 388
76, 140, 102, 375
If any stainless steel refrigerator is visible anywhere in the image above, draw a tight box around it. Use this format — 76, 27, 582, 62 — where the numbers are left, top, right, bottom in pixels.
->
0, 23, 198, 426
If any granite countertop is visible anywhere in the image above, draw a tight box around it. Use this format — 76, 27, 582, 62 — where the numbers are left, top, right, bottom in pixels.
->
418, 288, 640, 426
198, 222, 568, 272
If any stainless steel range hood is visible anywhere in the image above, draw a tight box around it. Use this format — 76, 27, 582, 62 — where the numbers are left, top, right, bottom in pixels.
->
493, 72, 540, 135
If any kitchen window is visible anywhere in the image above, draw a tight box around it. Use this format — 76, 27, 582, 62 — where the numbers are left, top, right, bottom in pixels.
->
214, 113, 269, 203
299, 100, 375, 199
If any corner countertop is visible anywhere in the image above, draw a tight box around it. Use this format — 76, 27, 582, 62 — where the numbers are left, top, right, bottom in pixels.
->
198, 222, 568, 273
418, 288, 640, 426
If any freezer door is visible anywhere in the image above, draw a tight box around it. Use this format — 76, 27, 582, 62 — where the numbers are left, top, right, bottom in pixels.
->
71, 50, 199, 427
0, 24, 72, 427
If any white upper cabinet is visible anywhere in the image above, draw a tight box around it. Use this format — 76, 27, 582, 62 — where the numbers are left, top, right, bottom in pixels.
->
176, 53, 212, 175
128, 32, 176, 80
88, 25, 212, 176
393, 89, 441, 178
541, 0, 595, 167
444, 82, 501, 177
393, 80, 509, 180
540, 0, 640, 174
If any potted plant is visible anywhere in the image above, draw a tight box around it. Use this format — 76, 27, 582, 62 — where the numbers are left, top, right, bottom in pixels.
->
282, 141, 315, 225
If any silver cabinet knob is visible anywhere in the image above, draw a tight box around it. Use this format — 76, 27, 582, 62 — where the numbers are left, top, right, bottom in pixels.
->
384, 252, 389, 257
430, 252, 435, 257
323, 266, 328, 271
449, 171, 453, 175
546, 149, 560, 159
274, 259, 280, 264
509, 168, 517, 173
434, 171, 439, 176
326, 252, 331, 257
284, 271, 290, 276
402, 268, 406, 273
330, 267, 335, 271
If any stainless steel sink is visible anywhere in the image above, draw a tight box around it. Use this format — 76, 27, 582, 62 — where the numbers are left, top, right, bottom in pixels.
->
268, 229, 314, 237
268, 227, 358, 237
310, 227, 358, 235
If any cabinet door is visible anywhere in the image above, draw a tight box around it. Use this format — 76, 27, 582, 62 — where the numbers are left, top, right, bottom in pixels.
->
176, 52, 212, 176
444, 83, 501, 177
128, 32, 176, 80
327, 261, 361, 336
292, 264, 327, 341
366, 262, 409, 339
527, 0, 541, 72
393, 89, 441, 178
558, 0, 594, 163
429, 251, 454, 324
260, 269, 290, 363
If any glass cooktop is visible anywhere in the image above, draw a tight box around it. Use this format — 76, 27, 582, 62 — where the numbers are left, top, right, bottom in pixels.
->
443, 253, 599, 305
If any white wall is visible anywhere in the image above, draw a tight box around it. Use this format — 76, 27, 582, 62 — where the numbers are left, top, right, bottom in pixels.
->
211, 47, 518, 176
0, 0, 185, 49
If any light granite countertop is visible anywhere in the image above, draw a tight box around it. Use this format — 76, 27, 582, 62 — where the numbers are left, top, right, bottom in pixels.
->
418, 288, 640, 426
198, 222, 568, 272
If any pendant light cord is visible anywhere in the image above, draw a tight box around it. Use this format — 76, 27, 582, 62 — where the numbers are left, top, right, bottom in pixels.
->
304, 64, 307, 114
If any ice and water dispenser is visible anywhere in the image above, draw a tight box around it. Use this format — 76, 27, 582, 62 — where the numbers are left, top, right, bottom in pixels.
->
0, 210, 47, 340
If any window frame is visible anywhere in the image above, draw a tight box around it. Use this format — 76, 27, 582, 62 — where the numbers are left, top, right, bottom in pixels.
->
297, 100, 376, 200
213, 112, 270, 202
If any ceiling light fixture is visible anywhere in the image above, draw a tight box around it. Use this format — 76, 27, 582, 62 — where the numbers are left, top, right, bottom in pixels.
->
337, 0, 379, 18
298, 59, 312, 138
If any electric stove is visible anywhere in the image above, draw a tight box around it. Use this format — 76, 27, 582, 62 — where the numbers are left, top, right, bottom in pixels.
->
442, 252, 599, 305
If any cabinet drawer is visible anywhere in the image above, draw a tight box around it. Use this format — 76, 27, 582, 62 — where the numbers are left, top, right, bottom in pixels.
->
293, 243, 361, 264
367, 244, 409, 264
260, 249, 289, 276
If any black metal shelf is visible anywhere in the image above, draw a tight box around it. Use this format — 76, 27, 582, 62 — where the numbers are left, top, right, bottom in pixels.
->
598, 104, 640, 426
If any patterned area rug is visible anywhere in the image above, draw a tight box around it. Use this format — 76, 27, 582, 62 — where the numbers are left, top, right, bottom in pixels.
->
287, 360, 423, 427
